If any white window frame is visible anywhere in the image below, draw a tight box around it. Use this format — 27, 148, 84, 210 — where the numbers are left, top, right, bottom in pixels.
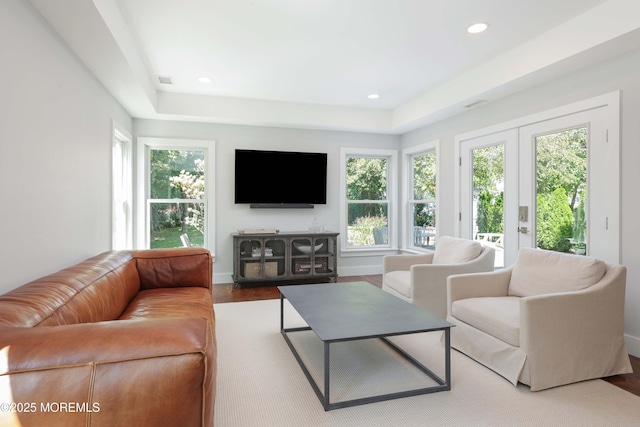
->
136, 137, 216, 255
401, 140, 439, 252
112, 122, 132, 250
339, 147, 398, 254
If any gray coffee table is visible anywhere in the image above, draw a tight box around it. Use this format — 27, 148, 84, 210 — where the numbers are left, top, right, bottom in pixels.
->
279, 281, 454, 411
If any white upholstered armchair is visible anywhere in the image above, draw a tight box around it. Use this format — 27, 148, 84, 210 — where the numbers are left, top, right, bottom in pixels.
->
382, 236, 495, 319
447, 248, 633, 391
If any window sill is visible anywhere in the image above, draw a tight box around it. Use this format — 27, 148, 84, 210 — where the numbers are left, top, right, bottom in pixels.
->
400, 247, 434, 255
340, 247, 401, 257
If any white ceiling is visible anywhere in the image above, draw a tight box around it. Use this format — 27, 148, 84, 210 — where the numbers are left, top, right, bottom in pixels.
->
28, 0, 640, 133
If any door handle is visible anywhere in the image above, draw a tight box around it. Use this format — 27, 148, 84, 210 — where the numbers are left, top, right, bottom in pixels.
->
517, 226, 528, 234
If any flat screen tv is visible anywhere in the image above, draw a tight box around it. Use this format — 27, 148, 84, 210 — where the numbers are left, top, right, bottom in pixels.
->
235, 149, 327, 208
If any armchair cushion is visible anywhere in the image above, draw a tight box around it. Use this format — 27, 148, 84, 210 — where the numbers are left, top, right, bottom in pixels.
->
432, 236, 482, 265
383, 271, 412, 298
509, 248, 606, 297
452, 297, 520, 346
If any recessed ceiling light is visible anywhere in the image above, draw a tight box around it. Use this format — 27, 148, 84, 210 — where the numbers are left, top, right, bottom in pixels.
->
198, 77, 213, 84
368, 94, 380, 99
467, 22, 489, 34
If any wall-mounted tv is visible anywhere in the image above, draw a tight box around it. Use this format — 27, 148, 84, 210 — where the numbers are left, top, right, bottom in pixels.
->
235, 149, 327, 208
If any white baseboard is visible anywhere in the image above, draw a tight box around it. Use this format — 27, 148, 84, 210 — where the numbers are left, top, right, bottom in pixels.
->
336, 265, 383, 277
213, 272, 234, 284
625, 333, 640, 358
213, 265, 383, 285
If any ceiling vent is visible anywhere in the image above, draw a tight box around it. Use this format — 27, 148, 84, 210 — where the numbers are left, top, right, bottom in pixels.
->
464, 99, 488, 108
157, 76, 173, 85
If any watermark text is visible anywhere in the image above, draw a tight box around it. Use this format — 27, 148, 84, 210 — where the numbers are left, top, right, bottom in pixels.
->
1, 401, 100, 413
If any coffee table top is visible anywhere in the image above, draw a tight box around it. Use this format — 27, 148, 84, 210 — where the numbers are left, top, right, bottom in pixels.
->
278, 282, 454, 342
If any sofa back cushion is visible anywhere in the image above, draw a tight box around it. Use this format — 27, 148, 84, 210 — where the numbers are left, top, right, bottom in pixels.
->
509, 248, 606, 297
0, 251, 140, 327
134, 248, 212, 290
432, 236, 482, 265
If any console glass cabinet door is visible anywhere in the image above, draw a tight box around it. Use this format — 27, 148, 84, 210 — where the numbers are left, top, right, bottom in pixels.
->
232, 232, 338, 285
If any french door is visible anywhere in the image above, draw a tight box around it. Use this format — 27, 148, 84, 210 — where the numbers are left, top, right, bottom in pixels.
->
460, 129, 517, 267
459, 95, 619, 267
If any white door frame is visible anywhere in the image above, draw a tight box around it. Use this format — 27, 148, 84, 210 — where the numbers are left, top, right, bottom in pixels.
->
459, 129, 517, 267
455, 91, 620, 265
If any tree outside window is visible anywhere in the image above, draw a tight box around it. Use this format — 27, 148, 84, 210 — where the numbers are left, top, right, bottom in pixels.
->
346, 156, 389, 247
149, 149, 206, 248
473, 145, 505, 238
535, 127, 587, 254
410, 151, 436, 248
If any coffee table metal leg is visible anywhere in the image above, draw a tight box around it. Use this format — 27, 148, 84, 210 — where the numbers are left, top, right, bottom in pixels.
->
324, 341, 330, 411
280, 293, 284, 331
445, 328, 451, 390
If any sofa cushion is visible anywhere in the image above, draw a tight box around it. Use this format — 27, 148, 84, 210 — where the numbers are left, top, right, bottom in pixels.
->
509, 248, 606, 297
119, 287, 214, 327
383, 271, 412, 299
134, 248, 212, 291
432, 236, 482, 265
452, 297, 521, 347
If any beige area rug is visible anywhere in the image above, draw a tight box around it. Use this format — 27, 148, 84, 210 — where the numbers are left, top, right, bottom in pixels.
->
214, 299, 640, 426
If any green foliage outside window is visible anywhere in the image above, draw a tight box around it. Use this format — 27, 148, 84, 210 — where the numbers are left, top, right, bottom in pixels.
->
346, 156, 388, 246
535, 129, 587, 253
536, 188, 574, 251
149, 149, 205, 247
414, 203, 436, 228
476, 190, 504, 234
473, 145, 504, 235
346, 157, 387, 221
346, 157, 387, 199
349, 215, 388, 246
412, 152, 436, 228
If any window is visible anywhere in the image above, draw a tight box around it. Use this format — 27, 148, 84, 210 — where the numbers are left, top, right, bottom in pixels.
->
403, 141, 438, 250
136, 138, 215, 251
472, 142, 505, 267
112, 124, 132, 250
534, 127, 587, 255
340, 148, 397, 251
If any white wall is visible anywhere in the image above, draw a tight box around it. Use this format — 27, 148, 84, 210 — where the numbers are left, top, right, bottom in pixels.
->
401, 48, 640, 356
0, 0, 132, 294
133, 120, 400, 283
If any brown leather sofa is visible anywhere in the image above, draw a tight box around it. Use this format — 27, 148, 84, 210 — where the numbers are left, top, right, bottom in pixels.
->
0, 248, 216, 427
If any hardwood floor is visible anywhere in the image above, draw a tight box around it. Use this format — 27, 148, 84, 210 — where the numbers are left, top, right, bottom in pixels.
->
212, 275, 382, 303
212, 275, 639, 398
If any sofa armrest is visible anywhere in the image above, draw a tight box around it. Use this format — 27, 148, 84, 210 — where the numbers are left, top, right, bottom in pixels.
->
447, 268, 512, 316
0, 317, 215, 426
133, 247, 213, 291
520, 264, 631, 390
383, 253, 433, 274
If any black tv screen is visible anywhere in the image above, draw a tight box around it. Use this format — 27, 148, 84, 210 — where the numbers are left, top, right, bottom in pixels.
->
235, 149, 327, 207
